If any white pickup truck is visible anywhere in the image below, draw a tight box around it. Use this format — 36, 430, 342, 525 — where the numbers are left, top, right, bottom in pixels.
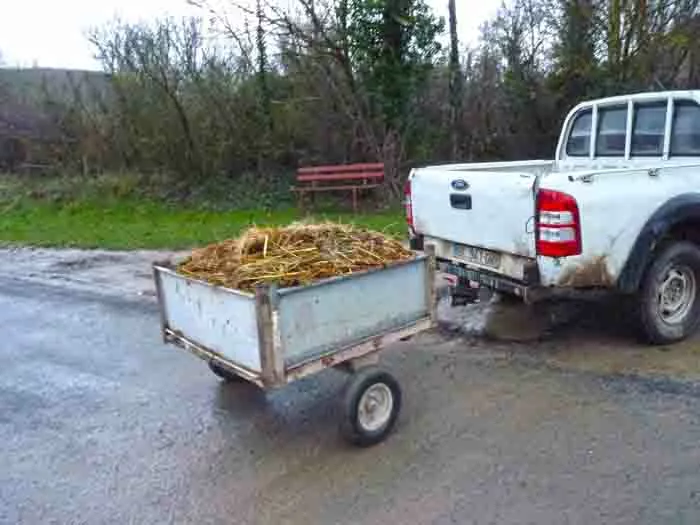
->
407, 90, 700, 344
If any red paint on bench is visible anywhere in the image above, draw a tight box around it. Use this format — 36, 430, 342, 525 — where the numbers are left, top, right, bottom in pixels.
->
291, 162, 385, 212
296, 172, 384, 182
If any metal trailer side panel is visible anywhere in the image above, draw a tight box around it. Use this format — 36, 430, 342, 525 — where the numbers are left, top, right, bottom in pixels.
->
157, 269, 262, 372
276, 257, 429, 367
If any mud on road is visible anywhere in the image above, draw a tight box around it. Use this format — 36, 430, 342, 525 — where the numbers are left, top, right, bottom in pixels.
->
2, 246, 700, 385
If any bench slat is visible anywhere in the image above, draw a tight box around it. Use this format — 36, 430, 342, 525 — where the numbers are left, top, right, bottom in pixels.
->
291, 184, 381, 192
297, 172, 384, 182
297, 163, 384, 175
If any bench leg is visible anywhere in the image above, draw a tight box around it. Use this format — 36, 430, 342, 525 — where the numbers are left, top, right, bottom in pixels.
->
352, 188, 358, 213
297, 191, 305, 213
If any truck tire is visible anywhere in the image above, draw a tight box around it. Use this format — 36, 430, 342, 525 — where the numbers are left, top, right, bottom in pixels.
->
341, 367, 402, 447
637, 241, 700, 344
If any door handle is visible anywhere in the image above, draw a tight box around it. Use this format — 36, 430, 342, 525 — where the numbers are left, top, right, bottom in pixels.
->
450, 194, 472, 210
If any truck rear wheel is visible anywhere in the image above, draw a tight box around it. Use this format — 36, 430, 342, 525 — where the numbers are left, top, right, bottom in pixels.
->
637, 241, 700, 344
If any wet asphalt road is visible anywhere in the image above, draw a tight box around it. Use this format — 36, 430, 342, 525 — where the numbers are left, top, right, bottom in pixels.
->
2, 278, 700, 524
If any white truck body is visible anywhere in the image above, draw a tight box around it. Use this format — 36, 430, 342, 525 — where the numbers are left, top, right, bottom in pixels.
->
408, 90, 700, 306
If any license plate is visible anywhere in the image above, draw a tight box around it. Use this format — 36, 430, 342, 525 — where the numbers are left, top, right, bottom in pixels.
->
452, 244, 502, 269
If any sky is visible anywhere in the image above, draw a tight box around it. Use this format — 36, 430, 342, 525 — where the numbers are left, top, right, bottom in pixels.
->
0, 0, 500, 71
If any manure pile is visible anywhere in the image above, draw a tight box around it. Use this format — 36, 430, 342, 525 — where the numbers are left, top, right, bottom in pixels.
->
177, 223, 413, 292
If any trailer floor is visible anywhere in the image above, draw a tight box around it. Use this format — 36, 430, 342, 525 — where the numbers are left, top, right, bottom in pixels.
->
1, 275, 700, 524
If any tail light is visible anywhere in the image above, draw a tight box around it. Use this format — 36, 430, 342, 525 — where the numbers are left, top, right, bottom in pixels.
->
536, 189, 582, 257
404, 179, 415, 233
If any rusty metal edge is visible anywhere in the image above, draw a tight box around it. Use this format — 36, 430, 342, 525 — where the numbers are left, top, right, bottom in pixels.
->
152, 263, 255, 299
153, 256, 427, 300
164, 328, 265, 388
285, 317, 434, 382
152, 264, 169, 344
164, 315, 433, 390
255, 285, 286, 388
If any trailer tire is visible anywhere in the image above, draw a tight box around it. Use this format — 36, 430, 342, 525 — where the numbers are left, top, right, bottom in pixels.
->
208, 361, 244, 382
341, 367, 402, 447
637, 241, 700, 344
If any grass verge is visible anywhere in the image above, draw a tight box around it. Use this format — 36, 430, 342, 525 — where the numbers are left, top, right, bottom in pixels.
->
0, 198, 405, 250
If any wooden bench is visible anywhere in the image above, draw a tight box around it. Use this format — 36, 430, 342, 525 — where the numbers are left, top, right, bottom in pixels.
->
291, 162, 384, 212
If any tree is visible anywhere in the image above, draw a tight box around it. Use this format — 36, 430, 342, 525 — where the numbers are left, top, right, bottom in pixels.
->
345, 0, 443, 129
599, 0, 700, 90
256, 0, 272, 134
485, 0, 556, 157
549, 0, 600, 113
448, 0, 463, 160
243, 0, 444, 195
27, 0, 700, 208
344, 0, 444, 193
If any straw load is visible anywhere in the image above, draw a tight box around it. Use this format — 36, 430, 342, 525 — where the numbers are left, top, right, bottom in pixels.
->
177, 223, 414, 292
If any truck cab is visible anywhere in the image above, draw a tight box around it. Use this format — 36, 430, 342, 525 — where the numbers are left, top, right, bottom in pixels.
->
407, 91, 700, 344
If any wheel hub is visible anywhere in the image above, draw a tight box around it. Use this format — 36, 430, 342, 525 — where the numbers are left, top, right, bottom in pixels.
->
358, 383, 393, 432
658, 265, 696, 325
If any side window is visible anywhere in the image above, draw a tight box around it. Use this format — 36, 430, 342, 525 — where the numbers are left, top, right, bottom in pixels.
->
632, 103, 667, 156
566, 109, 592, 156
596, 106, 627, 156
671, 102, 700, 156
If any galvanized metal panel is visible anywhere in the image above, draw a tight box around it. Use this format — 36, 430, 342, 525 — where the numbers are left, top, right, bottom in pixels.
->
276, 257, 430, 367
156, 269, 262, 372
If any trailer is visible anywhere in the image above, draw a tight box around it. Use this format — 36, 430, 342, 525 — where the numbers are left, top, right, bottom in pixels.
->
153, 253, 436, 446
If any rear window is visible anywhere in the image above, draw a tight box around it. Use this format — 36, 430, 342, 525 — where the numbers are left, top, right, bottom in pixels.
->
596, 106, 627, 156
671, 102, 700, 156
566, 110, 592, 156
632, 103, 666, 156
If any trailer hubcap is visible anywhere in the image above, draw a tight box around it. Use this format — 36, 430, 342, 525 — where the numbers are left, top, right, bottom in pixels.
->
658, 265, 696, 325
358, 383, 393, 432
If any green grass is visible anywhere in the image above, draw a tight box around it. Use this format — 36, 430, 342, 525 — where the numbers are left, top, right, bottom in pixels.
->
0, 199, 406, 249
0, 172, 406, 249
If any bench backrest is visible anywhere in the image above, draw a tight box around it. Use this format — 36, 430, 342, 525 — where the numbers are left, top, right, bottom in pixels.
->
296, 163, 384, 183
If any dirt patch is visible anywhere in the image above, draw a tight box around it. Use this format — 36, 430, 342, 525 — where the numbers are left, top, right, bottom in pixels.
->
437, 288, 585, 342
528, 299, 700, 381
557, 255, 614, 287
539, 338, 700, 381
438, 295, 551, 342
436, 295, 494, 336
438, 282, 700, 382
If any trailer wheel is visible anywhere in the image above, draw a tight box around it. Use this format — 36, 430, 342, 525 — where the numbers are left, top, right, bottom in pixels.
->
208, 361, 244, 382
341, 367, 402, 447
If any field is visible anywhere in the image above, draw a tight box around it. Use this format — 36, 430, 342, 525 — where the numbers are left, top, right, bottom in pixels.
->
0, 173, 405, 249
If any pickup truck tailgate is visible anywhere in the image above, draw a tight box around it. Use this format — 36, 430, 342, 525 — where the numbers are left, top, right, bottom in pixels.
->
411, 168, 537, 259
